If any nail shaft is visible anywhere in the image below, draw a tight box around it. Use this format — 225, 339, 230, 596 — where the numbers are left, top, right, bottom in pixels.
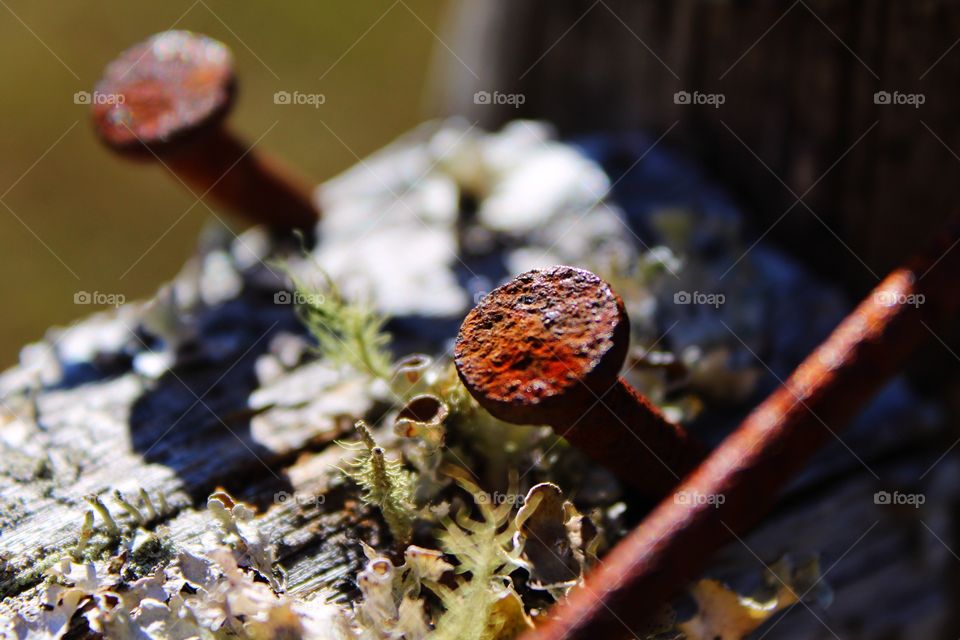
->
560, 378, 705, 497
164, 127, 318, 230
524, 219, 960, 639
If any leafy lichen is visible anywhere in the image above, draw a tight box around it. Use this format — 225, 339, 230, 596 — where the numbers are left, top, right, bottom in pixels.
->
341, 421, 417, 546
427, 468, 532, 640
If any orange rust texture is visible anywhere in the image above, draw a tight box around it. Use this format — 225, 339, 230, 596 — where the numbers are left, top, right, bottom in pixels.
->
93, 31, 234, 154
524, 219, 960, 640
455, 266, 629, 425
455, 266, 704, 498
560, 380, 706, 498
91, 31, 317, 230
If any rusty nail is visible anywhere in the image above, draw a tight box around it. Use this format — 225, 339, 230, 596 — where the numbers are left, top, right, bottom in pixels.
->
454, 265, 706, 498
523, 219, 960, 639
91, 30, 319, 231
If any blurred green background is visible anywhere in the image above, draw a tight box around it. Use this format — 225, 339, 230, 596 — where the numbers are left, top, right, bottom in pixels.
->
0, 1, 448, 367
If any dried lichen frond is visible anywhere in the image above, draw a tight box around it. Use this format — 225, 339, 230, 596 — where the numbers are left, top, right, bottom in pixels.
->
394, 394, 448, 502
207, 491, 284, 592
341, 421, 416, 545
86, 487, 172, 536
8, 549, 350, 640
84, 493, 119, 537
180, 548, 349, 640
352, 545, 446, 640
290, 269, 393, 380
428, 467, 532, 640
513, 483, 600, 597
71, 511, 95, 560
401, 545, 453, 597
676, 555, 831, 640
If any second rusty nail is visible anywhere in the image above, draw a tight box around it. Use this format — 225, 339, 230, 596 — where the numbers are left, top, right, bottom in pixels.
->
91, 30, 319, 232
454, 265, 706, 498
522, 218, 960, 640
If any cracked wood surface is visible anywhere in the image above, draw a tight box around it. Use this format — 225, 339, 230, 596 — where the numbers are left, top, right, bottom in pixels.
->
2, 122, 959, 637
2, 274, 956, 637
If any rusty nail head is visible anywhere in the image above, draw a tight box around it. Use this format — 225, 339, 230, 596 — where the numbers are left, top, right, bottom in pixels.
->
455, 265, 630, 426
91, 30, 318, 231
92, 30, 234, 156
455, 266, 704, 496
521, 219, 960, 640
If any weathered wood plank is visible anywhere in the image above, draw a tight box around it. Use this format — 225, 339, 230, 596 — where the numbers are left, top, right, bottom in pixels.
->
1, 119, 956, 638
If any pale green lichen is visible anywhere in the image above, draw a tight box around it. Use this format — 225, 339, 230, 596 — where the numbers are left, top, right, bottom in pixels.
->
427, 468, 532, 640
71, 510, 94, 560
113, 489, 147, 526
291, 271, 393, 380
345, 472, 534, 640
84, 493, 119, 537
0, 489, 176, 600
138, 487, 158, 521
427, 361, 475, 416
341, 421, 416, 546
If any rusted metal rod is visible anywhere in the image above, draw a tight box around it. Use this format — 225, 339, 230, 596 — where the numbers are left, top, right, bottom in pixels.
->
91, 30, 319, 231
455, 266, 705, 498
524, 219, 960, 639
